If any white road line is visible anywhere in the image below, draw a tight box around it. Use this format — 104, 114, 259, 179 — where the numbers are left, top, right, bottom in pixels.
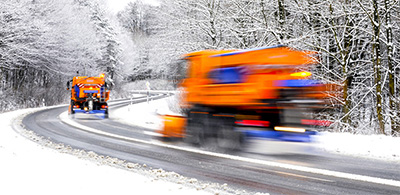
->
143, 131, 163, 137
273, 170, 334, 183
241, 164, 334, 183
59, 112, 400, 188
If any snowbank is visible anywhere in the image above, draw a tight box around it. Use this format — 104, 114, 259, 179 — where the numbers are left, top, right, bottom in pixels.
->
314, 132, 400, 162
112, 95, 176, 131
0, 107, 214, 195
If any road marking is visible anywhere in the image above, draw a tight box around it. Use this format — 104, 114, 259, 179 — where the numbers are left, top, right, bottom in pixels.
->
273, 170, 334, 182
59, 112, 400, 188
241, 164, 334, 183
143, 131, 163, 137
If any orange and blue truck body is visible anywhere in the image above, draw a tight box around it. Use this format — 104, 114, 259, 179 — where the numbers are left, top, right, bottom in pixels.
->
159, 45, 338, 148
67, 74, 110, 118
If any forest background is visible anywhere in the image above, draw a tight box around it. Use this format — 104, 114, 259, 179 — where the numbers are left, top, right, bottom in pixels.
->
1, 0, 399, 135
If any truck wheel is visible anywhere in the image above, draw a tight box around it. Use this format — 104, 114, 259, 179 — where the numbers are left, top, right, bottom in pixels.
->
184, 119, 205, 146
69, 105, 75, 119
216, 119, 242, 150
69, 101, 75, 115
104, 110, 109, 119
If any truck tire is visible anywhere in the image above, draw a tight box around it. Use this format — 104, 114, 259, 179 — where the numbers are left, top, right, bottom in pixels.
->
69, 101, 75, 115
216, 117, 242, 150
184, 115, 205, 146
104, 110, 109, 119
68, 102, 76, 119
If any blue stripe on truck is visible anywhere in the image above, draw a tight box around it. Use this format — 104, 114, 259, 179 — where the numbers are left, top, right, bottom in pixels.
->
274, 79, 320, 87
83, 90, 99, 93
242, 130, 317, 142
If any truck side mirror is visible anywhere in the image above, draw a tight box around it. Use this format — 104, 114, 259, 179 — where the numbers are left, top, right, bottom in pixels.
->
67, 80, 71, 90
105, 82, 113, 90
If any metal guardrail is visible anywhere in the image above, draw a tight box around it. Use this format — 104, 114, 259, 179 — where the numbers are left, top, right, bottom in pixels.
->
129, 90, 177, 94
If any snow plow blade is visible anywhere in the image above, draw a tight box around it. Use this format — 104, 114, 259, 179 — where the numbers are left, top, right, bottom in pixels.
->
158, 115, 186, 138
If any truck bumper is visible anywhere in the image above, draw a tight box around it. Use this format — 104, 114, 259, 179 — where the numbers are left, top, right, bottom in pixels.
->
74, 109, 106, 114
240, 128, 317, 143
73, 110, 107, 114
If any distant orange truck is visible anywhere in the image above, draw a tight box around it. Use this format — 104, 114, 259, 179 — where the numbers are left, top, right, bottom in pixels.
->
67, 74, 110, 118
160, 45, 336, 149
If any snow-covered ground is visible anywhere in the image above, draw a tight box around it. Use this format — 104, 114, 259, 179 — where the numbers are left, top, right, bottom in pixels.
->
1, 95, 400, 195
0, 105, 225, 195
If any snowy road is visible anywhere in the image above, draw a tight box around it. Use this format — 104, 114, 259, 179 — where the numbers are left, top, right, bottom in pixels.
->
18, 93, 400, 194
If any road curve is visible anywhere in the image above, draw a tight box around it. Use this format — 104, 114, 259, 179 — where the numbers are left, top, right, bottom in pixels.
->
20, 93, 400, 194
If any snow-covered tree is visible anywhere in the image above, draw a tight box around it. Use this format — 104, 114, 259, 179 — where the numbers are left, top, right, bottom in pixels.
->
0, 0, 119, 111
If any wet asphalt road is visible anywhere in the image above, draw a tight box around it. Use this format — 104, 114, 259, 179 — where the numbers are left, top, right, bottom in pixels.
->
21, 94, 400, 194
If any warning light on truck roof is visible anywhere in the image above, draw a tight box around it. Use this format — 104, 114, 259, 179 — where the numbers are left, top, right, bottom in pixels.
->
290, 71, 312, 77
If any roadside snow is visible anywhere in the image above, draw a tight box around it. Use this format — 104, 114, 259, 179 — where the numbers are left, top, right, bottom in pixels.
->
0, 107, 217, 195
314, 132, 400, 162
112, 96, 172, 131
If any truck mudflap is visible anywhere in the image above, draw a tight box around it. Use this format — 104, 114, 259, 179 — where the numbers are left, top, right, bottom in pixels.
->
240, 128, 317, 142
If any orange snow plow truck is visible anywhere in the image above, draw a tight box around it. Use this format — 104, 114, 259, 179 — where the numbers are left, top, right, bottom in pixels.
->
67, 73, 110, 119
159, 45, 337, 149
